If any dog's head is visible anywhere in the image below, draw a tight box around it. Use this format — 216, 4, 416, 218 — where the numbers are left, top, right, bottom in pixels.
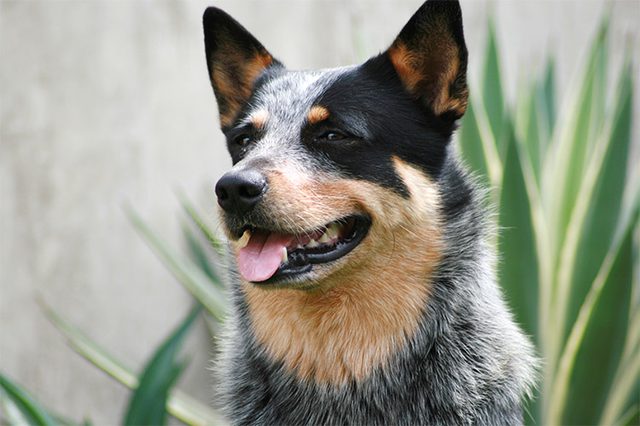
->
203, 0, 467, 289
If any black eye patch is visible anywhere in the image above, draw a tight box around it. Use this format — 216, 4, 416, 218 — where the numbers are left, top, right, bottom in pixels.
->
224, 124, 263, 164
294, 61, 456, 197
302, 118, 367, 149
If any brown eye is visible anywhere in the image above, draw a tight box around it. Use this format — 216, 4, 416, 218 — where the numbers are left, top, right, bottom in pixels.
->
317, 131, 346, 142
235, 134, 255, 147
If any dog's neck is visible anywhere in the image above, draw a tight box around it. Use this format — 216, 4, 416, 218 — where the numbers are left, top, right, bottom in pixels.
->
241, 217, 442, 385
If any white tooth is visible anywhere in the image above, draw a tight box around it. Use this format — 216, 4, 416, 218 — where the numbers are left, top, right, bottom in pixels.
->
296, 244, 304, 249
318, 233, 331, 243
326, 223, 340, 239
306, 239, 319, 248
237, 229, 251, 249
281, 247, 288, 263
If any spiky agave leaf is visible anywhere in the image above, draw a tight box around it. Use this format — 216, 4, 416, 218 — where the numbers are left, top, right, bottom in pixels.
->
124, 306, 200, 425
0, 374, 57, 426
126, 206, 227, 322
461, 16, 638, 426
42, 302, 225, 426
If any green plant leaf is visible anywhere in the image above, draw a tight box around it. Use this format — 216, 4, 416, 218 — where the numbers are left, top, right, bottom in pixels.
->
600, 222, 640, 425
0, 373, 57, 426
42, 302, 225, 426
499, 119, 547, 425
541, 21, 613, 392
127, 207, 227, 321
564, 60, 633, 336
1, 393, 31, 426
482, 19, 506, 159
177, 190, 224, 256
458, 102, 489, 185
498, 119, 539, 342
546, 206, 638, 425
183, 223, 224, 290
544, 19, 609, 262
620, 402, 640, 426
517, 89, 542, 186
550, 60, 634, 386
124, 306, 200, 426
538, 58, 556, 148
561, 213, 637, 424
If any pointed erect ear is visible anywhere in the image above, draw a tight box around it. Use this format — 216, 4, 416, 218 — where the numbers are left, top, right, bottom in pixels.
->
203, 8, 281, 128
387, 0, 468, 120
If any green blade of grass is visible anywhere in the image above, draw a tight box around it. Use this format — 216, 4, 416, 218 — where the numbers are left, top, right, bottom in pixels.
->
183, 223, 224, 290
458, 20, 505, 192
538, 58, 556, 149
481, 19, 506, 160
600, 222, 640, 425
457, 102, 490, 185
177, 190, 225, 256
520, 86, 545, 187
124, 306, 200, 426
498, 120, 548, 424
619, 402, 640, 426
42, 302, 225, 426
543, 19, 609, 263
0, 373, 57, 426
602, 348, 640, 426
563, 60, 633, 336
127, 207, 227, 321
550, 60, 633, 384
468, 94, 503, 190
586, 16, 609, 156
546, 207, 638, 425
1, 392, 31, 426
561, 219, 637, 424
498, 119, 539, 341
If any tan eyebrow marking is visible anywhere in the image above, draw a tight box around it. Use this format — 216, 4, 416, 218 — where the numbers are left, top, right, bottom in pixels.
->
249, 109, 269, 129
307, 105, 330, 124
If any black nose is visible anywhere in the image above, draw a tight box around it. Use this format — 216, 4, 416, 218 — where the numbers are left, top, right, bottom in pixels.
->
215, 169, 267, 214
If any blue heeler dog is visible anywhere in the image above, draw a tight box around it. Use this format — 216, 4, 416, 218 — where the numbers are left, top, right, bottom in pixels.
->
203, 0, 537, 424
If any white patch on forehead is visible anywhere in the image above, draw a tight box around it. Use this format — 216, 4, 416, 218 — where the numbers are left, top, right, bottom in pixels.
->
256, 67, 356, 125
239, 66, 355, 166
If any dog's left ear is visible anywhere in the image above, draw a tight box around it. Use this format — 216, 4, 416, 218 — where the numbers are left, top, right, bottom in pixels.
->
203, 8, 281, 128
386, 0, 468, 120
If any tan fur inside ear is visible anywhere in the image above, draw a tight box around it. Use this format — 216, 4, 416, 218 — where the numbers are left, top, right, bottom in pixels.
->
212, 52, 273, 127
388, 32, 467, 117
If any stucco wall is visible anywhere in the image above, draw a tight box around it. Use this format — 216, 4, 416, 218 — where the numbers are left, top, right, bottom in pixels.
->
1, 0, 638, 423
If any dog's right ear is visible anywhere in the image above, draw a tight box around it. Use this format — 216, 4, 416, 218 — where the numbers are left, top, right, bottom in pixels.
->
385, 0, 468, 121
203, 8, 281, 128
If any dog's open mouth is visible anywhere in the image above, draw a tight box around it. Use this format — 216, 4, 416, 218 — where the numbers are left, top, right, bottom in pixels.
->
235, 215, 371, 283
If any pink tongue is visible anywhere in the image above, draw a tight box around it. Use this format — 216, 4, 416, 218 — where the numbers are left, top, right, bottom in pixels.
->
237, 232, 293, 282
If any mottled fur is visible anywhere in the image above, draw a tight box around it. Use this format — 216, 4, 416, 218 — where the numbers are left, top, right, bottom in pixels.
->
203, 1, 537, 424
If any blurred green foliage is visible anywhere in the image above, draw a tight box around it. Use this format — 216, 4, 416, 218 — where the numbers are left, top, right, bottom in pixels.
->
1, 17, 637, 426
458, 18, 639, 426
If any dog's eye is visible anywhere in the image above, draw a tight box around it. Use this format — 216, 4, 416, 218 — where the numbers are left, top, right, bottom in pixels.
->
316, 131, 346, 142
235, 134, 255, 147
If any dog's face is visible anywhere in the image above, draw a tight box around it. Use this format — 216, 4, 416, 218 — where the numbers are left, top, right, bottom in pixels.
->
204, 1, 467, 290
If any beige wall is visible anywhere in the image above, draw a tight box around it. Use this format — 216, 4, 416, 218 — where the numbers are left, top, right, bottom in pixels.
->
1, 0, 638, 423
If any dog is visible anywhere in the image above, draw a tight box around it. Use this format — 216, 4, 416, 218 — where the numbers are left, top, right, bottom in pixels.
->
203, 1, 537, 424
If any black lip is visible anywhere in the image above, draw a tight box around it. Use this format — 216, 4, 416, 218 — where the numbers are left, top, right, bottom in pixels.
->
255, 215, 371, 285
